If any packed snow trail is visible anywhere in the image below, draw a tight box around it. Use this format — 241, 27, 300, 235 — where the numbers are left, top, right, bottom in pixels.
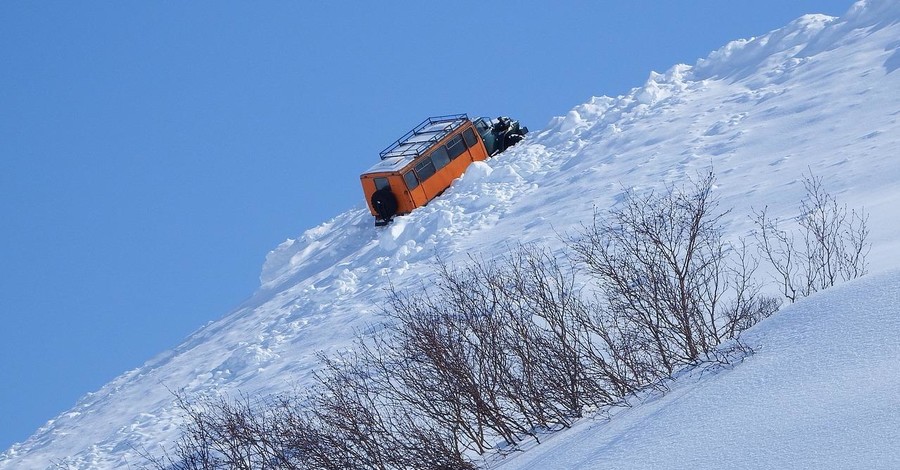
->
3, 0, 900, 468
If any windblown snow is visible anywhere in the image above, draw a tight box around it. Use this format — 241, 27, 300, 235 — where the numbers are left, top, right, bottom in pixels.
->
4, 1, 900, 468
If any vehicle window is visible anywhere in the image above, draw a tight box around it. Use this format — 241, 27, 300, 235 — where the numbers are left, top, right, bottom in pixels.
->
374, 177, 390, 190
475, 118, 489, 133
446, 134, 466, 159
463, 128, 478, 148
431, 146, 450, 170
403, 171, 419, 190
415, 157, 436, 181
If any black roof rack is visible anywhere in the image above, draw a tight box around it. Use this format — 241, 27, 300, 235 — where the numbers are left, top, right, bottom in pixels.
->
379, 113, 469, 160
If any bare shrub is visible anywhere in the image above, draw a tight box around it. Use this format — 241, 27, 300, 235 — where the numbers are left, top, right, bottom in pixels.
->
145, 363, 474, 470
374, 244, 630, 455
142, 389, 317, 470
306, 351, 474, 469
568, 172, 778, 375
753, 173, 870, 302
484, 246, 622, 416
379, 272, 536, 453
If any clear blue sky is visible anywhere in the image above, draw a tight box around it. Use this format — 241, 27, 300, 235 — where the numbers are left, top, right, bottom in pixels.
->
0, 0, 854, 451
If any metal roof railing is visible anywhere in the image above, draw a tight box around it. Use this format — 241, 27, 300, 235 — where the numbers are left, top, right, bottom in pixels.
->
379, 113, 469, 160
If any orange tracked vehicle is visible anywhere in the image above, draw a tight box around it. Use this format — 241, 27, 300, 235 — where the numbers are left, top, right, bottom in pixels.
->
360, 113, 527, 226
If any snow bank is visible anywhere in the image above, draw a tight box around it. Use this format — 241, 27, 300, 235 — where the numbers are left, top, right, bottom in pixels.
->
496, 269, 900, 469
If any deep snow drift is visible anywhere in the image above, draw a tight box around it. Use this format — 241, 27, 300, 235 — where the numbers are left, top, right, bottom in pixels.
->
3, 0, 900, 468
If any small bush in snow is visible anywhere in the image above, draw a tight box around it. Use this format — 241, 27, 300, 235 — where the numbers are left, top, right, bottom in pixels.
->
376, 246, 609, 454
753, 173, 870, 302
567, 172, 778, 375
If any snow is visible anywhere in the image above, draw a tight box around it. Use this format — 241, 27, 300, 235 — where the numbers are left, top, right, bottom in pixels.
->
363, 155, 413, 174
4, 0, 900, 468
494, 269, 900, 469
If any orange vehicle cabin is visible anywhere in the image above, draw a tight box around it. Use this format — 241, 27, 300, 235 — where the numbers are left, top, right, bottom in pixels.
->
360, 114, 491, 226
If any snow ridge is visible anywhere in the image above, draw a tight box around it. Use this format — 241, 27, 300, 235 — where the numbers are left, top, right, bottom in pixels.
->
4, 1, 900, 467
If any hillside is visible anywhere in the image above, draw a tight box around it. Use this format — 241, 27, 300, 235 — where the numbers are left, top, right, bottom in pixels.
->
3, 0, 900, 468
495, 269, 900, 469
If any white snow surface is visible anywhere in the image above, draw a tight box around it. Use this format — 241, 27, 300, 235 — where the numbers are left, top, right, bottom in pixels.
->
4, 0, 900, 468
495, 270, 900, 469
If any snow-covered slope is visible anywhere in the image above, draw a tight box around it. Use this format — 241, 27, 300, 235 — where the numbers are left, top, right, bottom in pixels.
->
496, 269, 900, 469
4, 0, 900, 468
